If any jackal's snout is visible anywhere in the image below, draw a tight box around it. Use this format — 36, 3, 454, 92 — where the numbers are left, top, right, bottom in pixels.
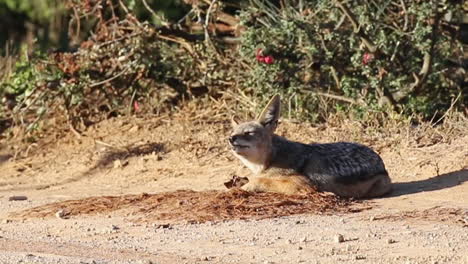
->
228, 135, 238, 145
228, 134, 250, 150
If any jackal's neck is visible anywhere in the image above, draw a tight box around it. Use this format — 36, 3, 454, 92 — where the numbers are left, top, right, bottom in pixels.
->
267, 135, 307, 170
237, 154, 268, 175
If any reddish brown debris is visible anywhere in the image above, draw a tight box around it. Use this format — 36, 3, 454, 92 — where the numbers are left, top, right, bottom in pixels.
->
11, 189, 363, 224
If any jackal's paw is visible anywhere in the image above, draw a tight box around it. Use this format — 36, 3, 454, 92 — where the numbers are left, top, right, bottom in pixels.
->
240, 181, 260, 193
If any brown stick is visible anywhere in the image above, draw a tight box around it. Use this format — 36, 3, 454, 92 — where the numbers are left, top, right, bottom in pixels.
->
142, 0, 169, 26
334, 0, 377, 53
392, 14, 439, 102
312, 91, 357, 104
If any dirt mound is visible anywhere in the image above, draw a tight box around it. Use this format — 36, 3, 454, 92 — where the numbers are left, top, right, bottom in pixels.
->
11, 189, 363, 224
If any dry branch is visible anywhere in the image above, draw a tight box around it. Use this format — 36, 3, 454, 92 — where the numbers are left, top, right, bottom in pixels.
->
142, 0, 169, 26
391, 14, 439, 102
312, 91, 358, 105
334, 0, 377, 53
392, 53, 432, 102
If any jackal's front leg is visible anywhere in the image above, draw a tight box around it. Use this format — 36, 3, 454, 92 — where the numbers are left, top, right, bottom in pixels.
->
241, 175, 315, 195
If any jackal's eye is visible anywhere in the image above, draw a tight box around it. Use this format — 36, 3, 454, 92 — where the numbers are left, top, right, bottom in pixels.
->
244, 131, 255, 136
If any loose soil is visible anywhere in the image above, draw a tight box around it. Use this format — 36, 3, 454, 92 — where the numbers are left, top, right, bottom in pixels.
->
0, 113, 467, 263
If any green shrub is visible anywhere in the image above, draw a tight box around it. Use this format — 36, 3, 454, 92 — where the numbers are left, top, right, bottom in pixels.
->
237, 0, 465, 121
1, 0, 466, 136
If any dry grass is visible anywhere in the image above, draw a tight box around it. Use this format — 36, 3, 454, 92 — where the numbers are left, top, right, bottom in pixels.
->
3, 91, 467, 161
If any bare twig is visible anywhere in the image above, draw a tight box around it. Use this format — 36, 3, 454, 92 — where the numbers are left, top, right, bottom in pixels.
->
334, 0, 377, 53
0, 41, 14, 83
432, 92, 462, 127
69, 2, 81, 43
204, 0, 218, 43
69, 123, 82, 139
129, 88, 137, 114
176, 8, 195, 25
118, 0, 129, 14
390, 41, 400, 61
107, 0, 122, 39
329, 67, 341, 90
399, 0, 409, 32
334, 14, 347, 30
94, 140, 128, 152
216, 12, 239, 26
93, 32, 142, 49
156, 34, 194, 54
142, 0, 169, 26
204, 0, 216, 37
89, 66, 131, 88
15, 87, 44, 114
24, 143, 38, 158
310, 91, 357, 104
392, 13, 439, 102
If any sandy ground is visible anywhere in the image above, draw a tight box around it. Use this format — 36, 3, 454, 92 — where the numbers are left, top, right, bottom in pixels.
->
0, 115, 467, 263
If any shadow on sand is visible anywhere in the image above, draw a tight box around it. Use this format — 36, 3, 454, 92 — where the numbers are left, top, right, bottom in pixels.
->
389, 169, 467, 197
0, 154, 12, 165
1, 142, 165, 191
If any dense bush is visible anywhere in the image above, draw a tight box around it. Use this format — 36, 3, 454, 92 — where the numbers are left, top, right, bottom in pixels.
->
0, 0, 466, 137
238, 0, 465, 121
0, 0, 190, 54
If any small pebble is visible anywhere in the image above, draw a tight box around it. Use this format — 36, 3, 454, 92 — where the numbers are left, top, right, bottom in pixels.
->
55, 210, 67, 219
113, 160, 124, 168
139, 260, 154, 264
335, 234, 345, 243
129, 125, 139, 133
154, 223, 172, 229
387, 238, 396, 244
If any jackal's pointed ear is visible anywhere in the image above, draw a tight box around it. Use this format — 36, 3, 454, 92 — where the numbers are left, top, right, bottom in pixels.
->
257, 94, 280, 132
231, 116, 240, 127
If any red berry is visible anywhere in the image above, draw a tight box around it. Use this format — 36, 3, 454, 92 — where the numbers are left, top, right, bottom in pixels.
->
263, 56, 274, 64
255, 48, 274, 64
362, 53, 374, 65
133, 101, 140, 112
